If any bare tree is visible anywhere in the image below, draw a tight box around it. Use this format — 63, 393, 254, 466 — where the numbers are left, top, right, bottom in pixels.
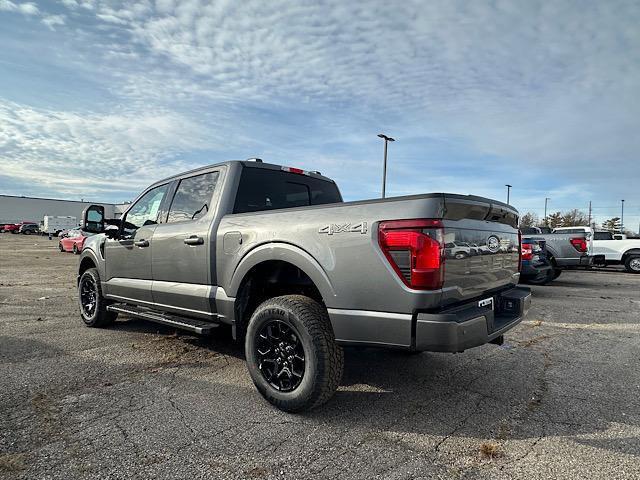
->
519, 212, 539, 228
561, 209, 589, 227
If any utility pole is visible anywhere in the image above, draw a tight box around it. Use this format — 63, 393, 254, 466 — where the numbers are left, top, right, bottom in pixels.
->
544, 197, 550, 226
588, 201, 592, 228
377, 134, 395, 198
505, 184, 512, 204
621, 199, 625, 233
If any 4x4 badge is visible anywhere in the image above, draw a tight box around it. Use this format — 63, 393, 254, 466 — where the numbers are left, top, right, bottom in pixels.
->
319, 222, 368, 235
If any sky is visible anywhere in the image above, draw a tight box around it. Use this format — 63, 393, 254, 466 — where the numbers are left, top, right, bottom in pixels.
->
0, 0, 639, 230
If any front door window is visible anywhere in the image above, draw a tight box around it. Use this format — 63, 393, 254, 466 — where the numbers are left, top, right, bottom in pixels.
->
122, 184, 169, 238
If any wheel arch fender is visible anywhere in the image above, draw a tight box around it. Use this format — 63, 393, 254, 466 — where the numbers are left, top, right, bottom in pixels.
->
78, 250, 101, 283
622, 248, 640, 262
227, 242, 337, 305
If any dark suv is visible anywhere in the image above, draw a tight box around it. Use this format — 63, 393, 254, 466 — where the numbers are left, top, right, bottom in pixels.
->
19, 223, 40, 235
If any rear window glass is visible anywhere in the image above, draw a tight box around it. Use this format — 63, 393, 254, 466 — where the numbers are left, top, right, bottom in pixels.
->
594, 232, 613, 240
233, 168, 342, 214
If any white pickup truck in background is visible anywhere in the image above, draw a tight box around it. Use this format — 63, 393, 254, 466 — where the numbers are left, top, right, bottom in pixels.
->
553, 226, 640, 273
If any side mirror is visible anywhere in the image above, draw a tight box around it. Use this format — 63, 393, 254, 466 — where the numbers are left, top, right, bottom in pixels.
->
82, 205, 105, 233
104, 224, 120, 239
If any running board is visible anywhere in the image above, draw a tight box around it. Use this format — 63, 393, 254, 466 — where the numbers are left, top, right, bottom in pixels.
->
107, 303, 219, 335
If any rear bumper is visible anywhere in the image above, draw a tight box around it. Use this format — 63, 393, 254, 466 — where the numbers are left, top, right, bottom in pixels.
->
556, 255, 593, 268
414, 286, 531, 352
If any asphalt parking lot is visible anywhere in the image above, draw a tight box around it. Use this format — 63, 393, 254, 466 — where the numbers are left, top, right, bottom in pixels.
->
1, 233, 639, 479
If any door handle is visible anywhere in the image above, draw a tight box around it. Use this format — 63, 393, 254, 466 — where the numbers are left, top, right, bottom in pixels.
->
184, 235, 204, 246
134, 239, 149, 247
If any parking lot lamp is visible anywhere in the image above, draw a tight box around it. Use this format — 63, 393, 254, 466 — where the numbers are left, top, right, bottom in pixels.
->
505, 185, 512, 204
544, 198, 550, 225
621, 199, 625, 233
378, 134, 395, 198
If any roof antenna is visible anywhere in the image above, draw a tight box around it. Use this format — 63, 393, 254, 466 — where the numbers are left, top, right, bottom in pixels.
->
246, 157, 263, 163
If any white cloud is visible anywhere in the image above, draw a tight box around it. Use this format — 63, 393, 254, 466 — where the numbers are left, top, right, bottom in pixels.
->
0, 100, 215, 196
17, 1, 38, 15
2, 0, 639, 209
84, 1, 639, 166
0, 0, 36, 14
0, 0, 16, 12
42, 14, 65, 29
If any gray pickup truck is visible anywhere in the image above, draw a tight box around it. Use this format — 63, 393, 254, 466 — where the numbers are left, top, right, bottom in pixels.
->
78, 160, 531, 411
520, 227, 594, 281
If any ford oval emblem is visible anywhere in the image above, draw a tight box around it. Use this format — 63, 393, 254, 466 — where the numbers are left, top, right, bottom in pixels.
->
487, 235, 501, 253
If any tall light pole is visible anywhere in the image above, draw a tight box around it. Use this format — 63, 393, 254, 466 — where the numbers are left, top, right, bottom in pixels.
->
378, 133, 395, 198
505, 184, 512, 204
621, 199, 625, 233
544, 197, 550, 226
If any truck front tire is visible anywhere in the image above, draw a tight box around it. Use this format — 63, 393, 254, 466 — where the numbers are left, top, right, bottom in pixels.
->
78, 268, 117, 327
245, 295, 344, 412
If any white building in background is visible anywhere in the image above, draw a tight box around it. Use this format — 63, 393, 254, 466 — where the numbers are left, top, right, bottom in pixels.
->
0, 195, 129, 225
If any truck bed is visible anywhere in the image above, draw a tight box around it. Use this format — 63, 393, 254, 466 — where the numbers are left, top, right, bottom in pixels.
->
217, 192, 520, 313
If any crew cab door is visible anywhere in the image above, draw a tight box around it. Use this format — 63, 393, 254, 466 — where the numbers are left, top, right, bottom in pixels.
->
103, 183, 170, 304
151, 168, 223, 318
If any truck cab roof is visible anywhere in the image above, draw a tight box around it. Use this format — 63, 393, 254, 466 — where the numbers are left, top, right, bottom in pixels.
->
149, 160, 336, 189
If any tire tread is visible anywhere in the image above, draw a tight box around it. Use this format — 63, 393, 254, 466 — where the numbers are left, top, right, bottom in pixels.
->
248, 295, 343, 412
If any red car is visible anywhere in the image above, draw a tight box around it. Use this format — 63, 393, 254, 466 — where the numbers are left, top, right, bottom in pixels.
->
3, 221, 37, 233
58, 230, 92, 254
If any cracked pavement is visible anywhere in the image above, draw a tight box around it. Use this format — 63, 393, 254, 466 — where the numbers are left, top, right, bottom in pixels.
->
1, 234, 639, 479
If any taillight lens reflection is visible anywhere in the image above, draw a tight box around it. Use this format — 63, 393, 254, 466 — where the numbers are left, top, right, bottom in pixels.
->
378, 219, 445, 290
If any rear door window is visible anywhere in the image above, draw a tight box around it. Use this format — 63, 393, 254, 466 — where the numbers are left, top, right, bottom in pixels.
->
166, 171, 220, 223
233, 168, 342, 214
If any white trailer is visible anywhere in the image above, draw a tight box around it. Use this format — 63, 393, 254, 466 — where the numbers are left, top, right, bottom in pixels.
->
43, 216, 78, 235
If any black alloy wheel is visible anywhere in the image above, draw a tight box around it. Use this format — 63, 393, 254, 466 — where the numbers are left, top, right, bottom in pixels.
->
245, 295, 344, 412
255, 319, 306, 392
80, 274, 98, 318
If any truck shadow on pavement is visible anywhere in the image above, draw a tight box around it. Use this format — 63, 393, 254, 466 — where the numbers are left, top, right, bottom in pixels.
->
105, 316, 639, 454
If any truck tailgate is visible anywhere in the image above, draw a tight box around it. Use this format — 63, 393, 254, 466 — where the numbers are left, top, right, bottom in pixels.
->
440, 195, 520, 307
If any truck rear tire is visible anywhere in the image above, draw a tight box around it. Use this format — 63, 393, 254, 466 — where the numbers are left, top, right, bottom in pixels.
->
624, 255, 640, 274
78, 268, 117, 327
245, 295, 344, 412
525, 268, 556, 285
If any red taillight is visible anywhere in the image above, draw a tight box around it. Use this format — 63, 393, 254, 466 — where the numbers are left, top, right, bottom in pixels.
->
569, 237, 587, 253
378, 219, 444, 290
521, 243, 533, 261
